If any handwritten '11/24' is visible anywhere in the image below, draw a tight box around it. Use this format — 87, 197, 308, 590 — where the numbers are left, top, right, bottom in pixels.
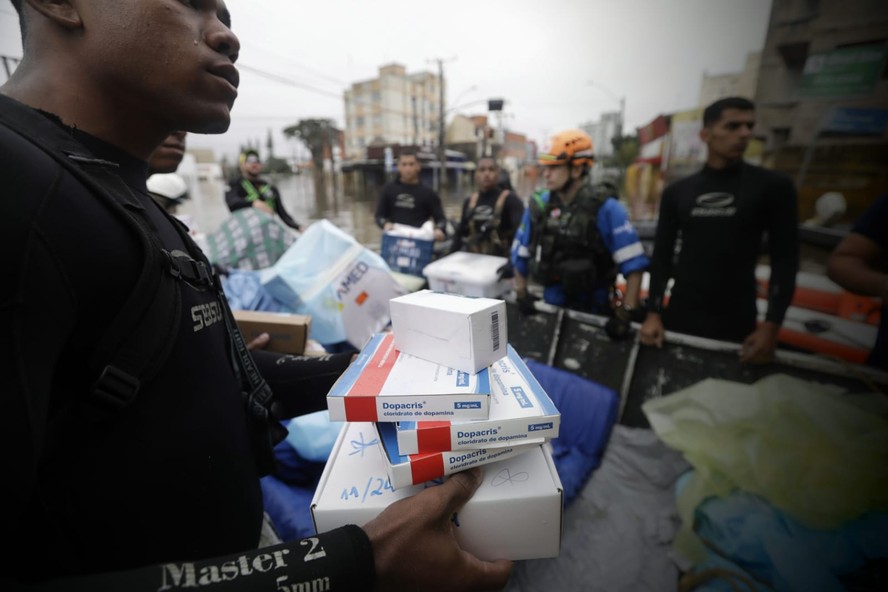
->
341, 476, 395, 503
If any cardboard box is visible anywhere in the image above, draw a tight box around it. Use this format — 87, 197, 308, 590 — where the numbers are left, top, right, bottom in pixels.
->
422, 252, 511, 298
326, 332, 490, 422
375, 421, 543, 489
232, 310, 311, 355
311, 422, 563, 560
389, 290, 507, 374
396, 344, 561, 454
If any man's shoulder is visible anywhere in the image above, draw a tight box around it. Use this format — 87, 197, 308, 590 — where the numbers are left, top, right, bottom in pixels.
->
0, 108, 78, 198
743, 162, 793, 186
0, 117, 58, 169
666, 170, 705, 192
504, 190, 524, 205
0, 96, 69, 164
417, 182, 440, 198
397, 181, 439, 201
600, 195, 628, 214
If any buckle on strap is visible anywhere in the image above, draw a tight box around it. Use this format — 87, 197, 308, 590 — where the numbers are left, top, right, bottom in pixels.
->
90, 365, 141, 409
164, 250, 213, 288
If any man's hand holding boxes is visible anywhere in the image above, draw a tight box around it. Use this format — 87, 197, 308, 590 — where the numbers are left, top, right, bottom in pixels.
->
311, 290, 564, 561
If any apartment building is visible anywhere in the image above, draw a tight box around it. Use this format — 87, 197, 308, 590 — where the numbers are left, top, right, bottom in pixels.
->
343, 63, 441, 160
699, 52, 762, 107
581, 111, 623, 159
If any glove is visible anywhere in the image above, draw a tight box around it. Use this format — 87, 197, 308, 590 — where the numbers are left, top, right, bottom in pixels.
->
604, 315, 632, 341
516, 292, 539, 316
615, 304, 647, 324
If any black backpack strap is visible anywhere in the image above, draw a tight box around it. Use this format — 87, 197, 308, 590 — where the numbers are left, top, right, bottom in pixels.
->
0, 97, 284, 473
214, 276, 287, 475
0, 98, 184, 412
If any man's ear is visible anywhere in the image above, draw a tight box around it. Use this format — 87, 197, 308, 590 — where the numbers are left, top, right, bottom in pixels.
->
24, 0, 83, 29
699, 126, 711, 144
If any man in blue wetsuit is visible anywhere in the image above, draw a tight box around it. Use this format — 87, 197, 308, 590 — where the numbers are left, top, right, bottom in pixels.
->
511, 129, 649, 335
0, 1, 511, 590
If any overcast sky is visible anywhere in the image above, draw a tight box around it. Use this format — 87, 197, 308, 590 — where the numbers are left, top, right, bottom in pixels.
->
0, 0, 773, 162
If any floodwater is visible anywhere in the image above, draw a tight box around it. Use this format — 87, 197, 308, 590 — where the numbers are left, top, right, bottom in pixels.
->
177, 173, 486, 249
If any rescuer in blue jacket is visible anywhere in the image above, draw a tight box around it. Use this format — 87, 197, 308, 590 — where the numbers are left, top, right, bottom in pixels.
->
512, 129, 649, 336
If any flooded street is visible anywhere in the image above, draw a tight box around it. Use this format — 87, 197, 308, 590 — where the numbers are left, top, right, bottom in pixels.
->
177, 171, 830, 271
177, 173, 478, 249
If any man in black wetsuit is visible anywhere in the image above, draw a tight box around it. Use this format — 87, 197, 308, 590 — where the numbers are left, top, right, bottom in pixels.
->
225, 148, 304, 232
0, 1, 511, 591
375, 148, 448, 242
639, 97, 799, 364
450, 156, 525, 257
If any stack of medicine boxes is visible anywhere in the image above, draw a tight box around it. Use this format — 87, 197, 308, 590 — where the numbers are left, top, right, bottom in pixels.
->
314, 289, 564, 560
324, 289, 562, 488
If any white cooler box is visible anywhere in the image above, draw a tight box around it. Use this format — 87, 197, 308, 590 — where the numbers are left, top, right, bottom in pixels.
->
422, 252, 511, 298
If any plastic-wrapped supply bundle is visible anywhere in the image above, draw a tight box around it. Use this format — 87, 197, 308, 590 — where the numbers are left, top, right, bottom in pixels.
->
261, 220, 406, 347
207, 208, 297, 271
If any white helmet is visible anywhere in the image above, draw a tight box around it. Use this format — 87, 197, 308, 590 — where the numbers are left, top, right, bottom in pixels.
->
815, 191, 846, 224
147, 173, 189, 201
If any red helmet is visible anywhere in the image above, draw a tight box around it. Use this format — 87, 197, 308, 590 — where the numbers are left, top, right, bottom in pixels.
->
539, 129, 595, 167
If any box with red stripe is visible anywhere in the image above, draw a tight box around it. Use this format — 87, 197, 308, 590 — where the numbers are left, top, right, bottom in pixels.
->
326, 332, 491, 422
375, 421, 540, 489
395, 344, 560, 454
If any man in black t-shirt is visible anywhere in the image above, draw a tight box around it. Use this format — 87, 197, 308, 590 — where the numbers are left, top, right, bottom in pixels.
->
640, 97, 799, 363
0, 1, 511, 590
375, 149, 448, 241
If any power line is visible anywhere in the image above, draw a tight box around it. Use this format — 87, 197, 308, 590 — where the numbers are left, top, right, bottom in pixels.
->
237, 62, 453, 124
237, 63, 343, 100
244, 40, 350, 88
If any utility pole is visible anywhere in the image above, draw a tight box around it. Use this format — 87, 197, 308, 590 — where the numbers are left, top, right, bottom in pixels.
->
428, 56, 455, 193
436, 58, 447, 193
411, 95, 418, 146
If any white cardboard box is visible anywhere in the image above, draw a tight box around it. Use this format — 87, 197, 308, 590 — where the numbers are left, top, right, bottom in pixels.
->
311, 422, 563, 561
389, 290, 507, 374
422, 252, 511, 298
396, 344, 560, 454
375, 421, 543, 489
326, 332, 490, 422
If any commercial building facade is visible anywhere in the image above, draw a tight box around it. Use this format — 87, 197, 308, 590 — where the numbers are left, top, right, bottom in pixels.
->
755, 0, 888, 221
